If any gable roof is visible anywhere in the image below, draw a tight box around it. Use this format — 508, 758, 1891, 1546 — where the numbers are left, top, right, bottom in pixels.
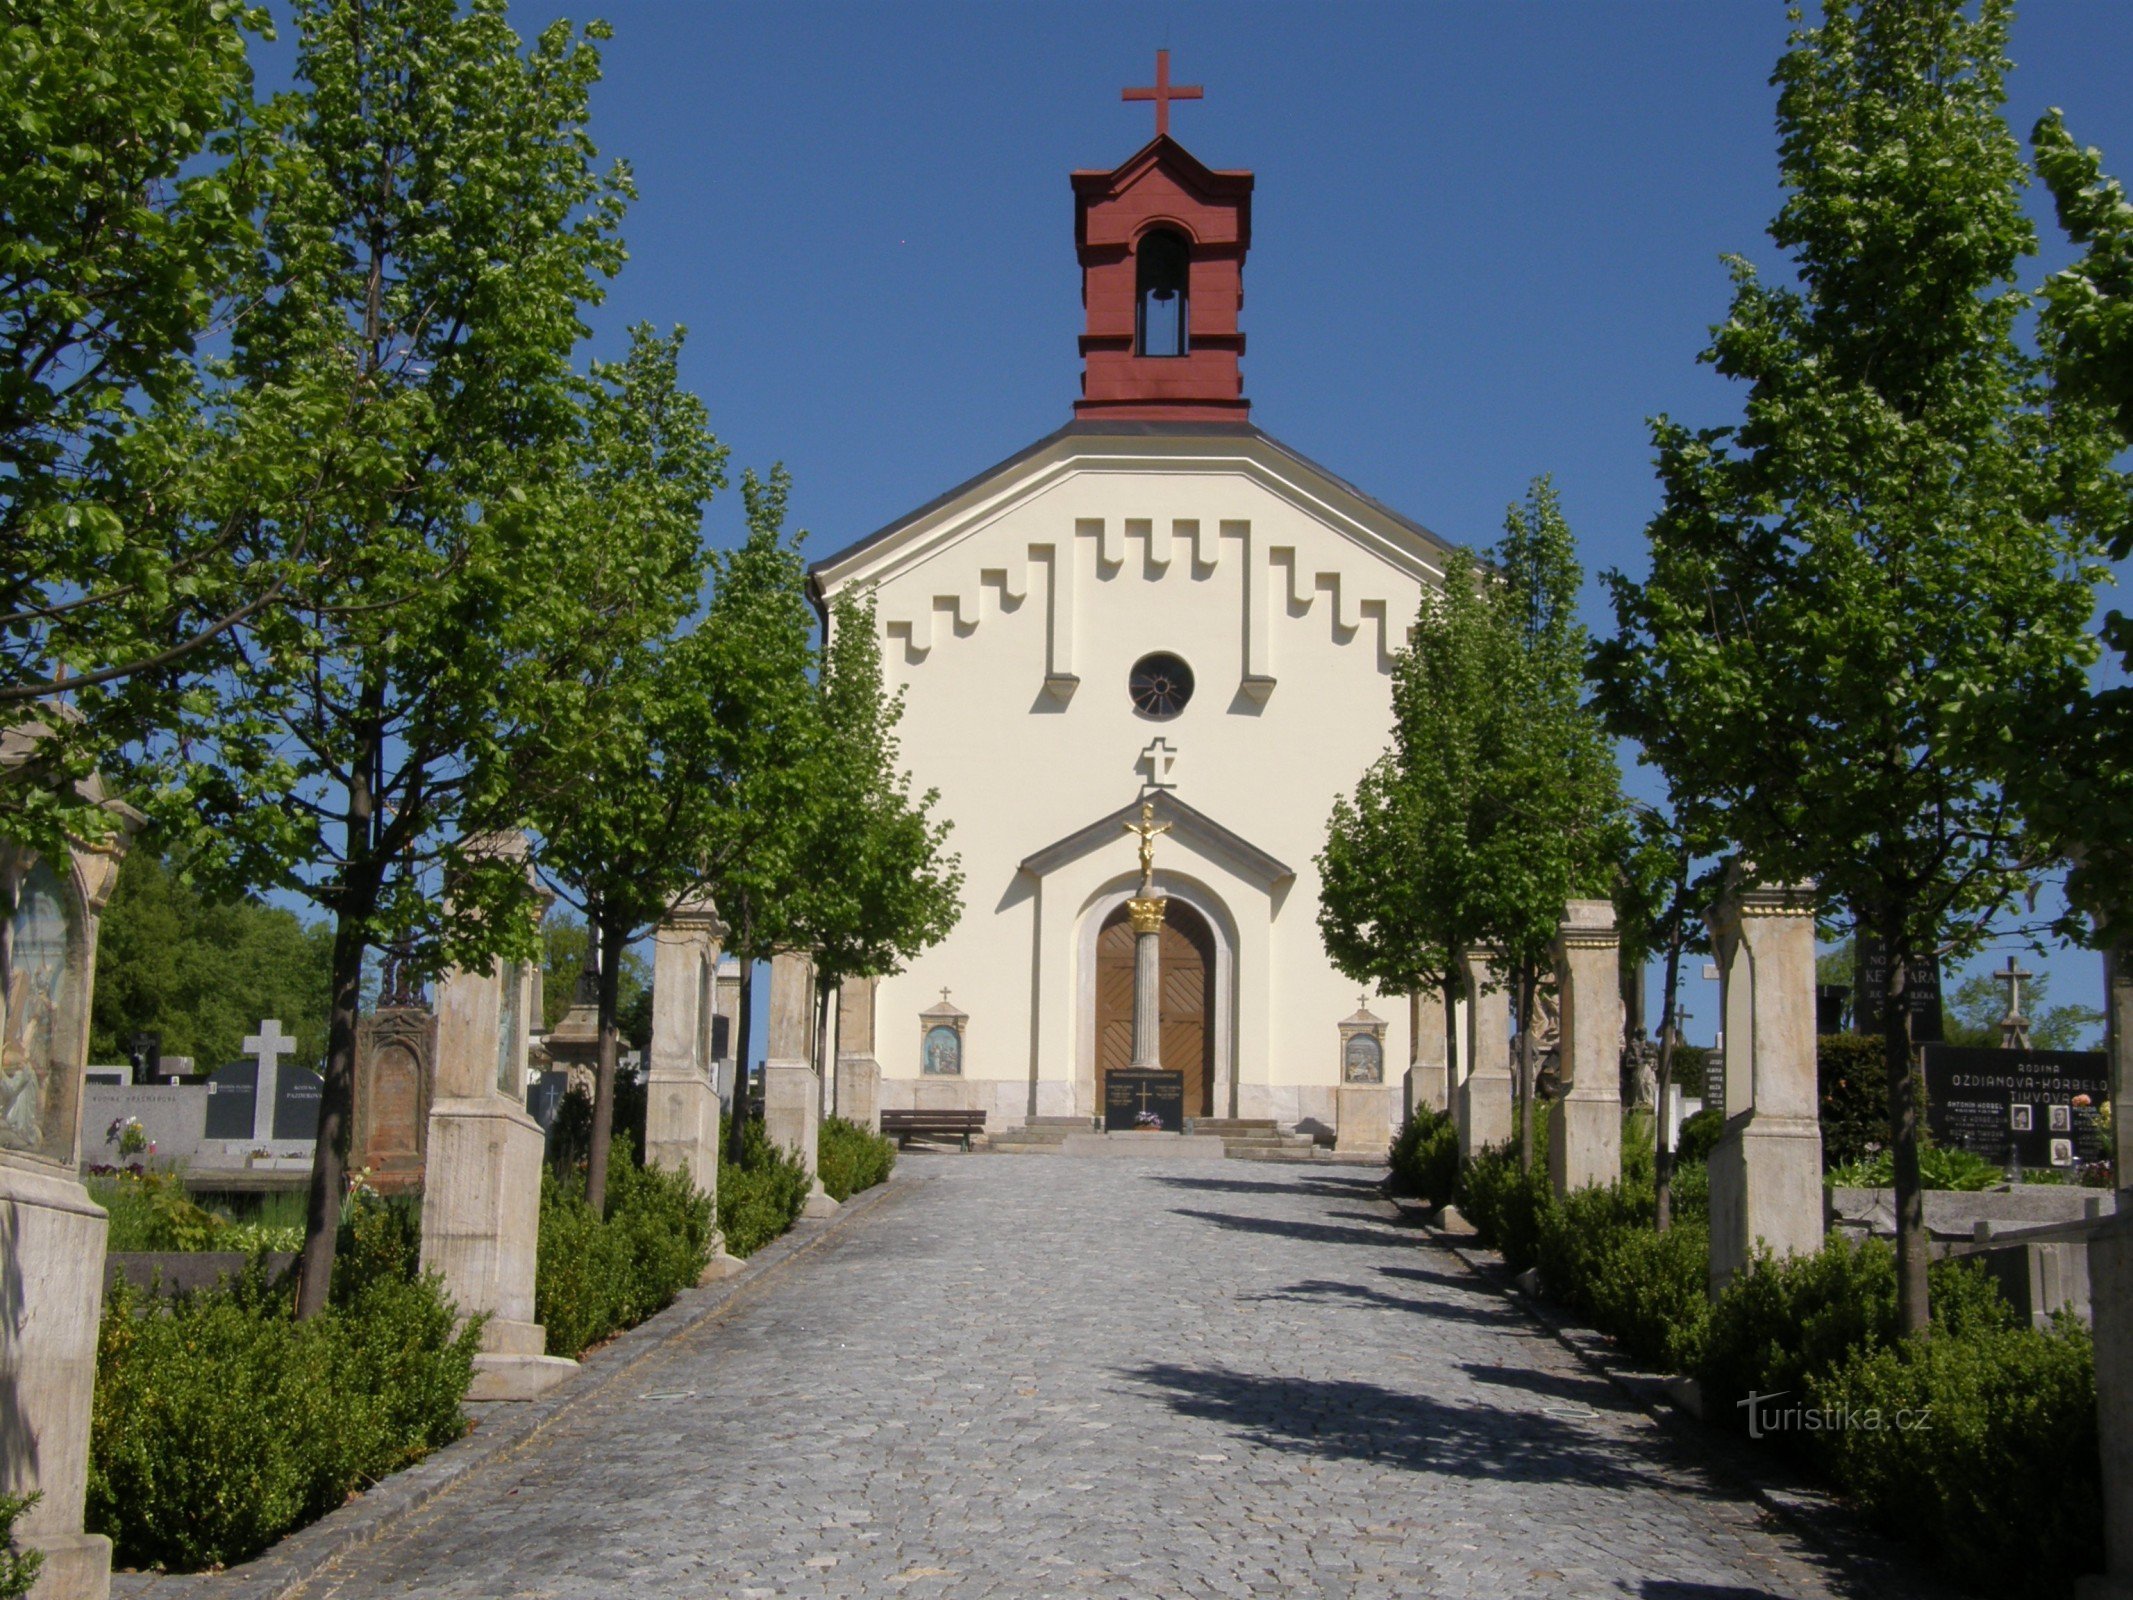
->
808, 419, 1459, 605
1017, 789, 1292, 889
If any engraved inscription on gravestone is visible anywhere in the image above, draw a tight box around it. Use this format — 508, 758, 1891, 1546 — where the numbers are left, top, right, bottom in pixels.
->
1854, 932, 1943, 1042
1922, 1044, 2110, 1168
203, 1061, 257, 1140
1104, 1068, 1184, 1132
273, 1065, 322, 1140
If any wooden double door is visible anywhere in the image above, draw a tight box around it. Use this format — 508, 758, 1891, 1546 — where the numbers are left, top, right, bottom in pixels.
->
1096, 898, 1216, 1117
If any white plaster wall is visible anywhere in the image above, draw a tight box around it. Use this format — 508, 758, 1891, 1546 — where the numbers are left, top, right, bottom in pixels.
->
821, 435, 1443, 1128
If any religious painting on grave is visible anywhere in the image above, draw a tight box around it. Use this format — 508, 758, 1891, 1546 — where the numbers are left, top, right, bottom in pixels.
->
923, 1025, 961, 1075
0, 858, 73, 1161
1343, 1033, 1384, 1084
1105, 1068, 1185, 1132
1922, 1044, 2110, 1169
1853, 933, 1943, 1042
272, 1066, 323, 1140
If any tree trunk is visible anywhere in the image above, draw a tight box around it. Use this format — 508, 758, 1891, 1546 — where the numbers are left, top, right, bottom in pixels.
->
585, 913, 624, 1217
1884, 925, 1930, 1336
726, 904, 754, 1165
294, 911, 366, 1320
1517, 963, 1538, 1174
1653, 909, 1686, 1234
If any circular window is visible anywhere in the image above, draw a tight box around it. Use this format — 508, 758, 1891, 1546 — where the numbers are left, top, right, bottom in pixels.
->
1129, 652, 1195, 719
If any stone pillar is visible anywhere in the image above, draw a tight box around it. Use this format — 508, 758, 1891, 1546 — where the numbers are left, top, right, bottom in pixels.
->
764, 950, 835, 1216
1547, 900, 1623, 1195
1457, 947, 1516, 1160
0, 727, 136, 1600
647, 895, 741, 1279
2109, 944, 2133, 1186
419, 835, 575, 1402
1405, 985, 1451, 1120
1128, 895, 1166, 1067
835, 976, 881, 1133
2089, 1207, 2133, 1600
1704, 863, 1824, 1295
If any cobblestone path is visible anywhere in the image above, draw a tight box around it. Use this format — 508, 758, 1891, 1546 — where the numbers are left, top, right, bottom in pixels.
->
307, 1156, 1948, 1600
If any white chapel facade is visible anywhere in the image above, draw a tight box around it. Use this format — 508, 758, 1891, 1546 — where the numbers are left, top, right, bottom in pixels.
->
809, 73, 1459, 1137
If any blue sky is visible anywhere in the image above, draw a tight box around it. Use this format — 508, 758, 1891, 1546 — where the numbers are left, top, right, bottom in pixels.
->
254, 2, 2133, 1042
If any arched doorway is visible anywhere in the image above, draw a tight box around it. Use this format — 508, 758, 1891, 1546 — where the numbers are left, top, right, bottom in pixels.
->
1095, 898, 1216, 1117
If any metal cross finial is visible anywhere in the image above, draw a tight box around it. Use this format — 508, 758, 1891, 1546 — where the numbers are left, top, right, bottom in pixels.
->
1122, 49, 1203, 139
1123, 798, 1174, 891
941, 987, 952, 1005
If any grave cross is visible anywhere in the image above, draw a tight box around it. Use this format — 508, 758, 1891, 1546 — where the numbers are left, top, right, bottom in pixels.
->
1122, 49, 1203, 139
243, 1019, 298, 1143
1991, 955, 2034, 1051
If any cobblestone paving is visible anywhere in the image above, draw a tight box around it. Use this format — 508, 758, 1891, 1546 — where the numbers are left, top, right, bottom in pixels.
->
306, 1156, 1950, 1600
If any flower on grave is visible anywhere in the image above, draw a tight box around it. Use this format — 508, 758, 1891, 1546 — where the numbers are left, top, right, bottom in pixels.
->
106, 1116, 149, 1157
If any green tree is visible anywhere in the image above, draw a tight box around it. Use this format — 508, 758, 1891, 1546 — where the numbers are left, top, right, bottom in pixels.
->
788, 588, 963, 1076
0, 0, 296, 858
1600, 0, 2116, 1333
540, 914, 649, 1037
158, 0, 634, 1317
88, 851, 334, 1075
520, 326, 727, 1214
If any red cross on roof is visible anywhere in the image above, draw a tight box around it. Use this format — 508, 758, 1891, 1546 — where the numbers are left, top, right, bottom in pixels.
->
1122, 49, 1203, 139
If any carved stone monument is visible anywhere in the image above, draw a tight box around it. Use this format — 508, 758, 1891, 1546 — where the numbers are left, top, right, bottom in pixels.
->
419, 835, 576, 1400
1705, 864, 1824, 1294
835, 975, 882, 1132
0, 725, 135, 1600
763, 948, 835, 1217
1457, 946, 1516, 1159
1334, 999, 1392, 1155
1548, 900, 1623, 1195
352, 959, 435, 1195
1405, 983, 1451, 1120
646, 893, 740, 1279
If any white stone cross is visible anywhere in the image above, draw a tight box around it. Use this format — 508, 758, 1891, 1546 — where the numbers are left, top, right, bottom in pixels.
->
1137, 737, 1179, 791
244, 1019, 298, 1143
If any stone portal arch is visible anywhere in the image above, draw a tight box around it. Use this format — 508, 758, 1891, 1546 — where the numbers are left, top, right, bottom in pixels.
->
1077, 875, 1237, 1120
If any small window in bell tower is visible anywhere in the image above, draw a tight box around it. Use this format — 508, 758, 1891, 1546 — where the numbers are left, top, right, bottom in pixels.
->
1135, 229, 1190, 358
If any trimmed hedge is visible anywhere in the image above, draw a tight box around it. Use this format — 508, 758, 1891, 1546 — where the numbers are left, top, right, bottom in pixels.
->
1388, 1108, 1459, 1209
1817, 1032, 1888, 1168
87, 1194, 478, 1573
718, 1118, 810, 1257
535, 1134, 713, 1359
818, 1115, 896, 1202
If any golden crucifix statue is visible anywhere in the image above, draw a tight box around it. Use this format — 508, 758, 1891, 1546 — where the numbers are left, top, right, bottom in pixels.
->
1123, 799, 1173, 892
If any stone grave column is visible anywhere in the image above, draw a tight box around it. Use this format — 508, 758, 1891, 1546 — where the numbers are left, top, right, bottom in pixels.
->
646, 894, 740, 1279
418, 835, 575, 1401
1333, 1002, 1391, 1155
1405, 985, 1451, 1120
2110, 943, 2133, 1182
835, 975, 882, 1133
1547, 900, 1623, 1195
0, 723, 137, 1600
1705, 862, 1824, 1295
763, 949, 836, 1216
1457, 946, 1516, 1159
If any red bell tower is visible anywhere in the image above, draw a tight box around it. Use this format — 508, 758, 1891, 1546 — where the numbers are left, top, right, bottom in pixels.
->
1073, 52, 1253, 423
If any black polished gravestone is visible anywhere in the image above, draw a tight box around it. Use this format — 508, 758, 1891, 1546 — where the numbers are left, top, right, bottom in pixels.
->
1854, 932, 1944, 1042
1923, 1044, 2111, 1169
203, 1061, 257, 1140
273, 1065, 323, 1140
1104, 1069, 1185, 1132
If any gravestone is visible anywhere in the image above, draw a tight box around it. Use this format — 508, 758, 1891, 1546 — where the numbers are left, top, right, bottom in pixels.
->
1705, 864, 1825, 1295
353, 986, 435, 1194
0, 720, 137, 1600
646, 894, 739, 1279
763, 949, 835, 1217
272, 1064, 322, 1140
1104, 1068, 1184, 1131
202, 1060, 257, 1140
242, 1019, 298, 1144
419, 833, 575, 1401
1547, 901, 1623, 1195
1923, 1044, 2110, 1171
1854, 930, 1944, 1042
1456, 947, 1515, 1159
1334, 1000, 1393, 1155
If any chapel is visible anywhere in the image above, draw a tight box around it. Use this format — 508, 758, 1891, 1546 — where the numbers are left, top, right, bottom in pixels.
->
808, 56, 1459, 1145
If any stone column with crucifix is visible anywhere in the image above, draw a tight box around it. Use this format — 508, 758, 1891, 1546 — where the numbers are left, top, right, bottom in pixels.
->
1704, 863, 1824, 1295
0, 721, 137, 1600
419, 833, 576, 1401
646, 892, 742, 1280
764, 948, 836, 1216
1547, 900, 1625, 1195
1123, 799, 1173, 1072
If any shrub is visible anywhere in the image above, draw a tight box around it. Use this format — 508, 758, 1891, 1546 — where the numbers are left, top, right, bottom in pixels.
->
1825, 1141, 2001, 1192
1455, 1126, 1552, 1272
1674, 1106, 1724, 1167
817, 1115, 896, 1202
1809, 1319, 2099, 1599
89, 1172, 308, 1254
718, 1117, 811, 1258
1388, 1108, 1459, 1208
1583, 1218, 1712, 1372
87, 1201, 478, 1573
1817, 1032, 1888, 1167
535, 1134, 712, 1359
0, 1493, 41, 1600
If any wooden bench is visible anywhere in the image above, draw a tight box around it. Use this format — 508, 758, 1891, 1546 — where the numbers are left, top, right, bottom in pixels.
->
880, 1108, 987, 1152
